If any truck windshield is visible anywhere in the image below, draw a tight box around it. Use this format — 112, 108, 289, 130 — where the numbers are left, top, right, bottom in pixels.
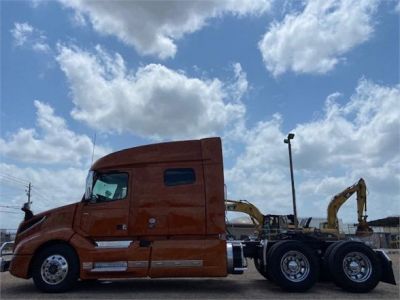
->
84, 171, 128, 202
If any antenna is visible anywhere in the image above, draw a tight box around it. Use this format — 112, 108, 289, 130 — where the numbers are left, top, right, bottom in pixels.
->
91, 133, 97, 165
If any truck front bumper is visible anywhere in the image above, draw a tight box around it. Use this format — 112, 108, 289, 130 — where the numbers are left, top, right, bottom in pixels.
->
0, 257, 11, 272
0, 241, 14, 273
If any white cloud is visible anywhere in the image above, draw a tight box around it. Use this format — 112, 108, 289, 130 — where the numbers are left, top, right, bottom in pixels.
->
0, 101, 112, 228
225, 79, 400, 222
10, 22, 33, 46
0, 163, 87, 228
258, 0, 378, 76
294, 79, 400, 170
56, 45, 247, 140
0, 100, 110, 166
10, 22, 50, 53
59, 0, 271, 59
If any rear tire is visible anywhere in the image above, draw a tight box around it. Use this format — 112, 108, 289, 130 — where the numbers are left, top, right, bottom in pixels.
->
328, 241, 381, 293
32, 244, 79, 293
267, 240, 319, 292
320, 241, 345, 281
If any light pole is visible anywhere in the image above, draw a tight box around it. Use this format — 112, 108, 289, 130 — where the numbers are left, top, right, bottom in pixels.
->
284, 133, 298, 228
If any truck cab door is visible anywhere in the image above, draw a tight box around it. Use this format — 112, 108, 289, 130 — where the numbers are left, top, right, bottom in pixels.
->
75, 170, 151, 277
78, 171, 130, 238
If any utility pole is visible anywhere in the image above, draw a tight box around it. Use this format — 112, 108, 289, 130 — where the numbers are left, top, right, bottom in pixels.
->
284, 133, 298, 228
26, 182, 32, 209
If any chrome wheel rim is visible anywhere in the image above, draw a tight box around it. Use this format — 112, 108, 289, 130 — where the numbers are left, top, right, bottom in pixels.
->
280, 250, 310, 282
342, 251, 372, 283
40, 254, 69, 285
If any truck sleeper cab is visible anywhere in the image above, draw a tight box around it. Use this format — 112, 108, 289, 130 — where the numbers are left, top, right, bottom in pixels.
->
7, 138, 229, 292
3, 137, 396, 293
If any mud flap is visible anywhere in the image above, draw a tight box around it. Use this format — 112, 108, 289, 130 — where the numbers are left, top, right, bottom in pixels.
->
375, 250, 396, 285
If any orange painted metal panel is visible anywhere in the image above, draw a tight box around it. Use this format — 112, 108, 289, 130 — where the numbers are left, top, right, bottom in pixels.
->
130, 162, 206, 236
71, 234, 150, 279
149, 239, 227, 278
201, 138, 226, 235
92, 140, 203, 170
9, 254, 32, 279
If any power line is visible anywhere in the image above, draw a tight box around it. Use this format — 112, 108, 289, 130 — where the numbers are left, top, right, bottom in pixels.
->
0, 173, 54, 201
0, 176, 26, 186
0, 178, 27, 191
0, 192, 21, 197
0, 205, 20, 210
0, 173, 29, 185
0, 210, 22, 214
31, 186, 52, 198
0, 172, 29, 182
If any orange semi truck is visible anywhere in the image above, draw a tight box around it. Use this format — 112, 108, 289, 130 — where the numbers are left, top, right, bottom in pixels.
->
0, 138, 396, 293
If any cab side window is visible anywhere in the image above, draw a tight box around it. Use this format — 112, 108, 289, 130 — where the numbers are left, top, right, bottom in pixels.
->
164, 168, 196, 186
92, 172, 128, 202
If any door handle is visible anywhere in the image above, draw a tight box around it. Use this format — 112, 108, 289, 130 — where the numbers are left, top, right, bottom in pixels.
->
116, 224, 127, 230
148, 218, 157, 229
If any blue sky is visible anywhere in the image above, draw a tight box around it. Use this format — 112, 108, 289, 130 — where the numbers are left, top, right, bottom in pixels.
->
1, 0, 399, 229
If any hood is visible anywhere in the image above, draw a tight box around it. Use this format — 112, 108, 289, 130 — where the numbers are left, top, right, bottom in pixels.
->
16, 202, 79, 243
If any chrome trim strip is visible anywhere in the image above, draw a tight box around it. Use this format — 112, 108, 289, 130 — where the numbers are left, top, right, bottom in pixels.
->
226, 242, 234, 273
91, 261, 127, 272
82, 262, 93, 270
262, 239, 268, 273
128, 261, 148, 268
239, 242, 247, 268
151, 260, 203, 268
95, 240, 132, 248
91, 267, 127, 272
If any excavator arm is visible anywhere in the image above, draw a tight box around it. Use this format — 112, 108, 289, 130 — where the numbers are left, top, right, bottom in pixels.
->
225, 199, 264, 229
326, 178, 372, 236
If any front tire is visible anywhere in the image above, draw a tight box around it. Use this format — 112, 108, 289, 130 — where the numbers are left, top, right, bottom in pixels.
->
328, 241, 382, 293
32, 244, 79, 293
267, 240, 319, 292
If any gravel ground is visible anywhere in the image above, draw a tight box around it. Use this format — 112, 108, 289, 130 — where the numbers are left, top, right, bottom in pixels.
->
1, 254, 399, 300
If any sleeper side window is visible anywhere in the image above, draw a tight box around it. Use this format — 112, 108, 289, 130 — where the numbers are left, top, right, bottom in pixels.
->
164, 168, 196, 186
91, 172, 128, 202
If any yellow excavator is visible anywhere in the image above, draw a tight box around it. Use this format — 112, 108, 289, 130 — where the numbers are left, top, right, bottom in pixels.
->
225, 199, 264, 228
225, 178, 373, 238
225, 199, 295, 238
324, 178, 373, 236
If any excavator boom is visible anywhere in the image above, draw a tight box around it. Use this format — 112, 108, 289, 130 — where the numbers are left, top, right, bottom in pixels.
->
225, 199, 264, 228
326, 178, 372, 236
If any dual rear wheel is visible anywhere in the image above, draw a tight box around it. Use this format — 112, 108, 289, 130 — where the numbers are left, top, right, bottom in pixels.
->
255, 240, 381, 293
325, 241, 381, 293
265, 240, 319, 292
